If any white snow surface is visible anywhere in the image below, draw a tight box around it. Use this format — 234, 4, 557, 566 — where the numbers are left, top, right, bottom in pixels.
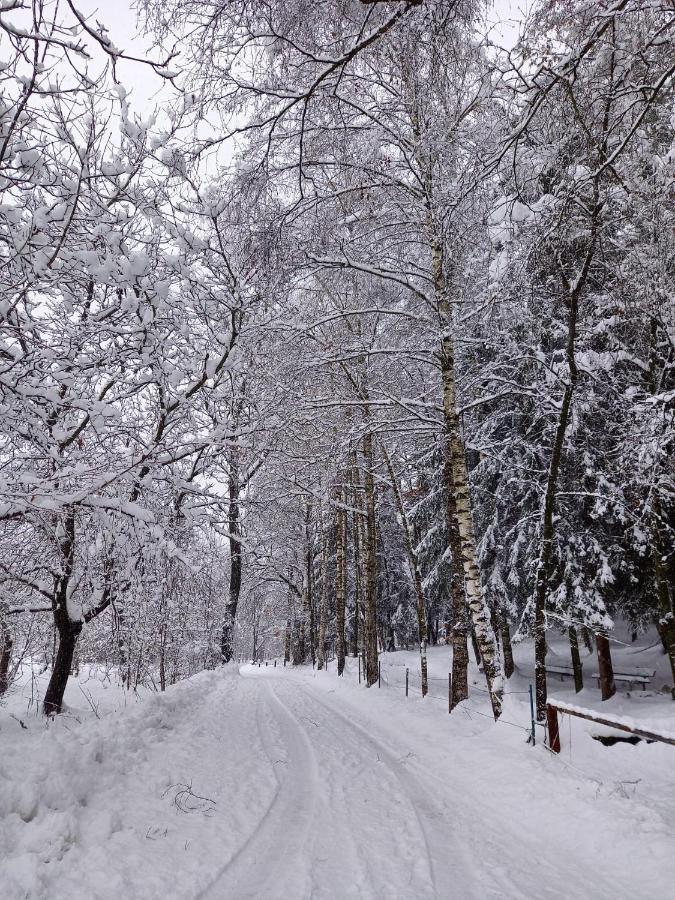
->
1, 648, 674, 899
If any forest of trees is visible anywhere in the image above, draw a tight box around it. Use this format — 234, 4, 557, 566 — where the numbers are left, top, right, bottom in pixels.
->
0, 0, 673, 722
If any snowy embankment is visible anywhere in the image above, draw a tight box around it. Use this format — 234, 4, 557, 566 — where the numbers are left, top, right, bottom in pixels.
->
1, 646, 674, 900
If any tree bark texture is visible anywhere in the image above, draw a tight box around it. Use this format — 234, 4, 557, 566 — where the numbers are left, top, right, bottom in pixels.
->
335, 486, 347, 676
316, 519, 329, 671
382, 444, 428, 697
44, 511, 78, 715
437, 276, 503, 719
363, 431, 379, 686
569, 625, 584, 693
596, 632, 616, 701
221, 456, 242, 664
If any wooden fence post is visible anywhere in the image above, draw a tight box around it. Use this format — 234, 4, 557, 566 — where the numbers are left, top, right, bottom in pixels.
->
546, 703, 561, 753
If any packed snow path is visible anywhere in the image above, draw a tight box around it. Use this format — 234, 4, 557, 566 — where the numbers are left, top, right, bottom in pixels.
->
199, 671, 450, 900
2, 661, 674, 899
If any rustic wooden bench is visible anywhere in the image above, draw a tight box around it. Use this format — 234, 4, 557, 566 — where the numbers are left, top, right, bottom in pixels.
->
591, 668, 655, 690
545, 664, 579, 681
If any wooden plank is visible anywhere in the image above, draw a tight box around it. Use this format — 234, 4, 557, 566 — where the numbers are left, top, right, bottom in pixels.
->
591, 670, 654, 678
547, 700, 675, 747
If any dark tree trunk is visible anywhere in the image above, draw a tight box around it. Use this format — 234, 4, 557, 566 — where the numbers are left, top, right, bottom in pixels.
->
533, 195, 599, 720
363, 431, 379, 686
350, 451, 363, 658
44, 511, 78, 716
569, 626, 583, 693
335, 487, 347, 676
221, 458, 242, 664
652, 502, 675, 696
470, 627, 482, 668
0, 620, 13, 696
502, 619, 515, 679
596, 632, 616, 701
44, 618, 82, 715
582, 626, 594, 654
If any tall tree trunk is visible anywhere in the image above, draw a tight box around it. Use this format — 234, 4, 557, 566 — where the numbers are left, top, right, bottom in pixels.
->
305, 501, 316, 666
335, 486, 347, 676
363, 431, 379, 686
349, 454, 362, 657
0, 616, 13, 696
569, 626, 583, 693
501, 617, 515, 680
596, 632, 616, 701
221, 456, 242, 664
284, 618, 291, 664
381, 444, 428, 697
652, 498, 675, 696
582, 626, 594, 654
532, 196, 600, 720
316, 518, 329, 671
532, 376, 576, 718
44, 511, 78, 716
44, 616, 82, 715
437, 276, 503, 719
443, 430, 470, 709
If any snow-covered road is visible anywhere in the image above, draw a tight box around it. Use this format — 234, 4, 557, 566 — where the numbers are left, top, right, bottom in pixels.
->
198, 665, 674, 900
199, 671, 451, 900
2, 660, 674, 899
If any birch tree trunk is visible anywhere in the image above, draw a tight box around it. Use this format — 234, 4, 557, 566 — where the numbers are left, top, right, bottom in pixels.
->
442, 429, 470, 709
437, 273, 503, 719
381, 444, 428, 697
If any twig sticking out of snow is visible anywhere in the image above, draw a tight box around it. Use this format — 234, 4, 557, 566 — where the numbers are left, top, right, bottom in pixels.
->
162, 781, 217, 817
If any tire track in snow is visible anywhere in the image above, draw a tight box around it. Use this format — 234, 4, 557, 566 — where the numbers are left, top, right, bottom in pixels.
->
195, 676, 319, 900
276, 675, 521, 900
277, 678, 443, 899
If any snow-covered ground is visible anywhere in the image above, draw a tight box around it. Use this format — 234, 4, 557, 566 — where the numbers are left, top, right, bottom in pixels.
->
1, 642, 674, 899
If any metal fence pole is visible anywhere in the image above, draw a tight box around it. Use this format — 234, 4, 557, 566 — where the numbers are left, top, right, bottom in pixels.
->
378, 660, 381, 688
528, 684, 536, 745
405, 668, 409, 697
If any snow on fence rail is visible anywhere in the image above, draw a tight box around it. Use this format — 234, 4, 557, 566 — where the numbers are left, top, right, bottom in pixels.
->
546, 699, 675, 753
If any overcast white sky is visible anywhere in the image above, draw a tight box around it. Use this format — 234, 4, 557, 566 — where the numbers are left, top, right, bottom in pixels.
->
73, 0, 531, 116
